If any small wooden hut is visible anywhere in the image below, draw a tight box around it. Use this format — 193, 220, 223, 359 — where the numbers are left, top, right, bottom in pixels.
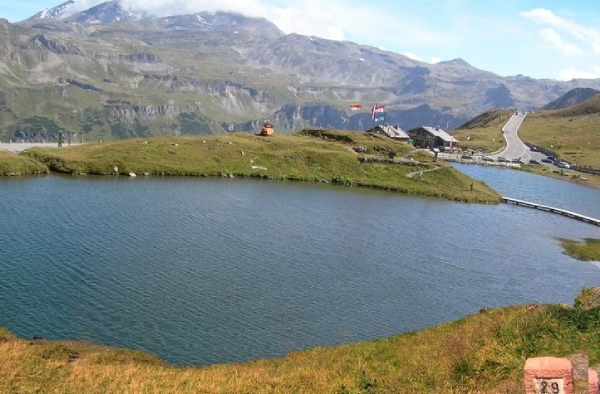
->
260, 122, 274, 136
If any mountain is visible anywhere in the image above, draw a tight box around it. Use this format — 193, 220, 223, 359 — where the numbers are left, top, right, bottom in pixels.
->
544, 90, 600, 117
541, 87, 600, 110
23, 0, 145, 25
2, 1, 600, 142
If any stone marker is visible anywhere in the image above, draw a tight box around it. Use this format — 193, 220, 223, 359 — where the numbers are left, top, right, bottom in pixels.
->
524, 357, 574, 394
589, 369, 599, 394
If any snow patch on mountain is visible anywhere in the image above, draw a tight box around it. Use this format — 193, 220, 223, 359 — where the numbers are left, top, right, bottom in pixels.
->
38, 0, 103, 20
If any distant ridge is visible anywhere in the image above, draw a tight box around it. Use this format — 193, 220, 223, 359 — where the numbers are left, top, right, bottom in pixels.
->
542, 87, 600, 110
547, 92, 600, 117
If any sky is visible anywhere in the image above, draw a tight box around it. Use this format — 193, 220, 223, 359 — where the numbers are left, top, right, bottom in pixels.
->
1, 0, 600, 81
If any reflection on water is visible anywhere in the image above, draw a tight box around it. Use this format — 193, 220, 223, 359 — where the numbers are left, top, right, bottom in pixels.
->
0, 174, 598, 365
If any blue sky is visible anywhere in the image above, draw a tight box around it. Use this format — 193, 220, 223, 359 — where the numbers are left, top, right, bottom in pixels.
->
2, 0, 600, 81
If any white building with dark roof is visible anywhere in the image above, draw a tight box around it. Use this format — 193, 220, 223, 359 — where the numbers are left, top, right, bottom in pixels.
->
406, 126, 459, 149
366, 124, 410, 142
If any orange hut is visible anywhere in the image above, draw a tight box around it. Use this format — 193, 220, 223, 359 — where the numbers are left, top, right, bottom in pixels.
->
260, 122, 274, 136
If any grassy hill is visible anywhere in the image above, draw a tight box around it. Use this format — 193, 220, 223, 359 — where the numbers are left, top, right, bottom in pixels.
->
450, 109, 512, 153
14, 129, 502, 203
518, 94, 600, 168
1, 289, 598, 393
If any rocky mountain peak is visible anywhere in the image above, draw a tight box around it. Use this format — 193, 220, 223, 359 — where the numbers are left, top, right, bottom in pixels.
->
25, 0, 145, 25
35, 0, 76, 20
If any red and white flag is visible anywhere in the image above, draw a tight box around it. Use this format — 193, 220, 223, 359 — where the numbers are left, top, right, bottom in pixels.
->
371, 104, 385, 119
350, 102, 362, 111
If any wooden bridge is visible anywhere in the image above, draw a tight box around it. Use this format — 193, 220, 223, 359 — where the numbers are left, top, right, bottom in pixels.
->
502, 197, 600, 226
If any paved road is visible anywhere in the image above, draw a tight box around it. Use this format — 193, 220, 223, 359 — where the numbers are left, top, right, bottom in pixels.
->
494, 112, 546, 162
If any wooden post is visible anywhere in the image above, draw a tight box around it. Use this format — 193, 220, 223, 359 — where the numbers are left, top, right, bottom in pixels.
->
589, 369, 599, 394
524, 357, 574, 394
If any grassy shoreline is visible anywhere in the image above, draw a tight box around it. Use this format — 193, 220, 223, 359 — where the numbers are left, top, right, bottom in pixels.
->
1, 289, 599, 393
8, 129, 501, 203
0, 150, 49, 176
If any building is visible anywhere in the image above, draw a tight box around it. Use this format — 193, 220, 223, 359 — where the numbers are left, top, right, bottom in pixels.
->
366, 124, 410, 142
260, 122, 274, 136
406, 126, 459, 149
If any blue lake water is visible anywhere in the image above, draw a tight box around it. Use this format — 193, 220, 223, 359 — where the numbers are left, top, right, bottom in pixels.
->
1, 173, 599, 365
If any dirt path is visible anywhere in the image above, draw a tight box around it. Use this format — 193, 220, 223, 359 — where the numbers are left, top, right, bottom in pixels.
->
406, 166, 442, 179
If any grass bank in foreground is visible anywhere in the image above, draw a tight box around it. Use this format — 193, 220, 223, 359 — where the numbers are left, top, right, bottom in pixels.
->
1, 289, 598, 393
19, 129, 501, 203
0, 150, 49, 176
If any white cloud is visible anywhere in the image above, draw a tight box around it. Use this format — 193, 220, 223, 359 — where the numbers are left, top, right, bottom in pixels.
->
114, 0, 454, 48
521, 8, 600, 57
403, 52, 422, 61
557, 66, 600, 81
116, 0, 348, 41
539, 28, 582, 56
430, 57, 442, 64
520, 8, 568, 28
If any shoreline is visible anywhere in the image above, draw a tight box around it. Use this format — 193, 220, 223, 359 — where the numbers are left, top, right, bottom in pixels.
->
0, 142, 81, 152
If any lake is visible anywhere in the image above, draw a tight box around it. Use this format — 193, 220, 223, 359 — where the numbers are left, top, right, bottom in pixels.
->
1, 171, 599, 365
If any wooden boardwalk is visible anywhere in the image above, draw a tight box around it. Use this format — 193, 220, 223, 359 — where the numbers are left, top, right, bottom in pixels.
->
502, 197, 600, 226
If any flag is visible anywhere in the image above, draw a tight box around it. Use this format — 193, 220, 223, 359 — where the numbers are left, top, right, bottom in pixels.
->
350, 102, 362, 111
371, 104, 385, 120
374, 113, 385, 122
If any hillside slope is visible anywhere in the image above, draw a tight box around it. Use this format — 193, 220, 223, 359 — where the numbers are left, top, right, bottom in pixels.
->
1, 4, 600, 142
542, 87, 600, 110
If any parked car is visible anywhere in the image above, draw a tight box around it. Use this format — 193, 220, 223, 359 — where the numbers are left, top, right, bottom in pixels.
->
541, 158, 553, 163
546, 156, 556, 162
497, 157, 509, 162
528, 159, 541, 165
482, 156, 494, 162
511, 158, 524, 164
460, 154, 473, 160
557, 161, 571, 169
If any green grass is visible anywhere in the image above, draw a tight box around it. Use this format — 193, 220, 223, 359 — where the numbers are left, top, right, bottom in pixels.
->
17, 129, 502, 203
519, 109, 600, 167
0, 150, 49, 176
1, 290, 598, 393
451, 109, 512, 153
558, 238, 600, 262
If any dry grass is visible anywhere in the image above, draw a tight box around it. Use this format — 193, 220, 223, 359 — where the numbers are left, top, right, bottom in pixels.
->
1, 295, 599, 393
